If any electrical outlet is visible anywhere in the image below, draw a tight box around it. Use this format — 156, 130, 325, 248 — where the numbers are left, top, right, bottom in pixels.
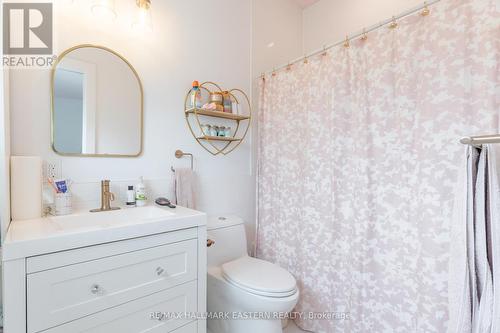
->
45, 161, 61, 180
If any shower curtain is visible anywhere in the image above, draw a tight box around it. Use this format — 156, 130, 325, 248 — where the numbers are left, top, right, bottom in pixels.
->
256, 0, 500, 332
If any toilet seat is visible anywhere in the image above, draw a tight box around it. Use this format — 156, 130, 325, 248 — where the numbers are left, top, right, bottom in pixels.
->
221, 256, 297, 298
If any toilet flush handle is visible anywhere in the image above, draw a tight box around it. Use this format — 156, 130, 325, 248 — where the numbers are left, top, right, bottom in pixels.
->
207, 239, 215, 247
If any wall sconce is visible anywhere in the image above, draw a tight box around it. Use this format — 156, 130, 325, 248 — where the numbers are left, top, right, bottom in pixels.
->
132, 0, 153, 33
91, 0, 117, 21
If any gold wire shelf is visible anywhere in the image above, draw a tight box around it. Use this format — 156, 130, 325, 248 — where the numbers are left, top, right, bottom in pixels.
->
185, 108, 250, 121
197, 135, 242, 142
184, 81, 251, 156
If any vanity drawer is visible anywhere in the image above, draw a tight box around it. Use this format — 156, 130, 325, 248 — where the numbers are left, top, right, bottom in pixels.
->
27, 239, 198, 333
41, 280, 198, 333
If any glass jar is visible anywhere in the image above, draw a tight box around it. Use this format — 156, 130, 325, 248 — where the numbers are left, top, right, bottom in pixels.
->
209, 92, 223, 106
210, 126, 219, 137
201, 124, 211, 136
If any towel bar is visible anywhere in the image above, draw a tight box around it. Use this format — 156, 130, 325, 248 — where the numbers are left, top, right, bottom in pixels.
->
460, 134, 500, 147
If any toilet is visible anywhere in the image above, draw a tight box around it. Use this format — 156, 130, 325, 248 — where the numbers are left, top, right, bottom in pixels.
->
207, 216, 299, 333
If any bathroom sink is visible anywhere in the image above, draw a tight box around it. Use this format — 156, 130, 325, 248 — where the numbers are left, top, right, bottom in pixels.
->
4, 205, 205, 261
111, 206, 175, 220
50, 206, 175, 230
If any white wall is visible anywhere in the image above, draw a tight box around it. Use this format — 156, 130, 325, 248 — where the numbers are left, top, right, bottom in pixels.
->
0, 4, 11, 244
303, 0, 425, 53
9, 0, 254, 230
1, 2, 11, 313
252, 0, 303, 76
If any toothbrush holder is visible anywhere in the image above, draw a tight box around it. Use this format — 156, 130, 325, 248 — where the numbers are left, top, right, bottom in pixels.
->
54, 192, 72, 216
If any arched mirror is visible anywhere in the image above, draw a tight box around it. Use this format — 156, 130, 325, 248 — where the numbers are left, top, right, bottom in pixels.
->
51, 45, 143, 157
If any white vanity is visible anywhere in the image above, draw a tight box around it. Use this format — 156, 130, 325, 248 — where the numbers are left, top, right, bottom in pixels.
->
2, 206, 207, 333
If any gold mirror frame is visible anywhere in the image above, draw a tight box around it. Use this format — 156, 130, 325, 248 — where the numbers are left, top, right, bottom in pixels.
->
50, 44, 144, 157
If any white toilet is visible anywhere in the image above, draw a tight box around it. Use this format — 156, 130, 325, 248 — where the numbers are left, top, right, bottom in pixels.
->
207, 216, 299, 333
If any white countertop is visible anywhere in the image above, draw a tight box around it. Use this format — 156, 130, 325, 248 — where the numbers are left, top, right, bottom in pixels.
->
3, 205, 206, 261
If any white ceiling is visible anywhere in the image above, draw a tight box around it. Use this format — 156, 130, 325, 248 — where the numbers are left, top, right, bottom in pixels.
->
292, 0, 320, 9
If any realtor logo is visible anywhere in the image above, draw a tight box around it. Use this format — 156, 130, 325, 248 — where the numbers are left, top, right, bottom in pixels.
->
3, 3, 53, 55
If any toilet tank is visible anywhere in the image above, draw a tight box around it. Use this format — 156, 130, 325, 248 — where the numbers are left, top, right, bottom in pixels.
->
207, 215, 248, 267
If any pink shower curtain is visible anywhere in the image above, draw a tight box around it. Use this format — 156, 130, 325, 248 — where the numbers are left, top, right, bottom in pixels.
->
256, 0, 500, 332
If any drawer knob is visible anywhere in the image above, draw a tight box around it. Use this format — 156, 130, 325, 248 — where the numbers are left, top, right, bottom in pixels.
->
90, 284, 101, 295
156, 267, 165, 276
207, 239, 215, 247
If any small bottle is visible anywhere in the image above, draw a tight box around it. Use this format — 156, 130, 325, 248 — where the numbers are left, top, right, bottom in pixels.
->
126, 186, 136, 207
219, 126, 226, 137
190, 81, 203, 109
135, 177, 147, 207
222, 91, 232, 113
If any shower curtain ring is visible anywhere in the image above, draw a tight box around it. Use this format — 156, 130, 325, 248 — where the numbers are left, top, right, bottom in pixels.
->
321, 45, 328, 56
286, 62, 292, 71
421, 2, 430, 16
344, 35, 350, 48
361, 28, 368, 41
389, 16, 398, 29
303, 55, 309, 64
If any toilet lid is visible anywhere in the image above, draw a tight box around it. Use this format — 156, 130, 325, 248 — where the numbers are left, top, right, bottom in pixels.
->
221, 256, 297, 297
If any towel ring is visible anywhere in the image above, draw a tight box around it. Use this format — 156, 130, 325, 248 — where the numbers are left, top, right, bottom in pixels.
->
171, 150, 193, 171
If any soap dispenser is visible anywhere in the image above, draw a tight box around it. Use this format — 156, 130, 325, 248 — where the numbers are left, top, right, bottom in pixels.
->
135, 177, 147, 207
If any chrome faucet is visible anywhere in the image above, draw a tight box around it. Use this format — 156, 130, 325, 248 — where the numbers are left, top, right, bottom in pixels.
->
90, 180, 121, 213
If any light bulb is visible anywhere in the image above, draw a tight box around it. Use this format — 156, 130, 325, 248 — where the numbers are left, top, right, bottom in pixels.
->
132, 0, 153, 33
91, 0, 116, 21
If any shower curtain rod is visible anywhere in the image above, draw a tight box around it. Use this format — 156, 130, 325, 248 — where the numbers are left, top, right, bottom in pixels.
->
460, 135, 500, 146
260, 0, 441, 78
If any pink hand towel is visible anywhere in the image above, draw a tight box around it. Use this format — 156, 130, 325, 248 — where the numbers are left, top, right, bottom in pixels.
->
174, 168, 196, 209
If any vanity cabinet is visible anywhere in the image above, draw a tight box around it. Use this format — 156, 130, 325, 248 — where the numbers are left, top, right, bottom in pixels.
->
41, 281, 197, 333
2, 207, 207, 333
